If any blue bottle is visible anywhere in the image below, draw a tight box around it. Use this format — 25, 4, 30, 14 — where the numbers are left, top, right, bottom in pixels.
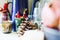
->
12, 0, 19, 32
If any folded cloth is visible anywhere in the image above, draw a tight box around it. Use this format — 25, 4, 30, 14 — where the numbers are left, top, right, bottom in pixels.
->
43, 26, 60, 40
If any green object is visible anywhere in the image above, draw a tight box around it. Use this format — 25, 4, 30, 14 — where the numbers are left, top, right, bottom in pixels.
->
15, 18, 21, 31
15, 18, 26, 31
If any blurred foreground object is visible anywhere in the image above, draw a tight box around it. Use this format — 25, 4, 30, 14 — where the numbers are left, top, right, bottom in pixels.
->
41, 0, 60, 40
41, 2, 60, 29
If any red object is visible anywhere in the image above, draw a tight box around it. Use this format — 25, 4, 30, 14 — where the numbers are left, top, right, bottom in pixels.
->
15, 12, 21, 18
3, 3, 8, 10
